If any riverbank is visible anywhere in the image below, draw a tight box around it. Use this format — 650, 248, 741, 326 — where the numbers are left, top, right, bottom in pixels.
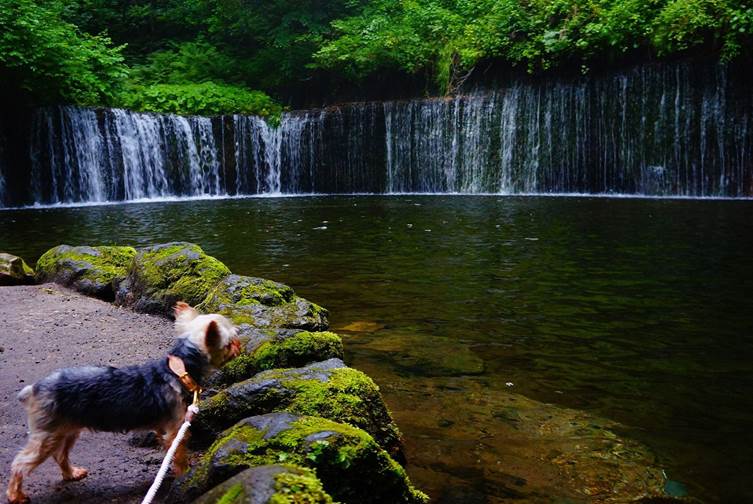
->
0, 284, 175, 503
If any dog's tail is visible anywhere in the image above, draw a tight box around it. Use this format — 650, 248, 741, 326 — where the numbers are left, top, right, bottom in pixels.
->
17, 385, 33, 403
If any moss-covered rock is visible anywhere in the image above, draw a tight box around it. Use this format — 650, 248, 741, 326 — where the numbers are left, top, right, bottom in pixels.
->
34, 245, 136, 300
0, 253, 35, 286
115, 242, 230, 314
193, 359, 404, 462
193, 464, 333, 504
197, 274, 328, 331
172, 413, 427, 504
215, 329, 344, 385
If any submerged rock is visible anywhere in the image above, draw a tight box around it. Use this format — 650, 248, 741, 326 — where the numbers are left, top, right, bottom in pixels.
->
197, 274, 328, 331
35, 245, 136, 300
172, 413, 427, 504
215, 329, 344, 385
381, 374, 670, 502
362, 333, 485, 376
193, 359, 404, 462
115, 242, 230, 314
0, 253, 35, 286
337, 320, 385, 333
193, 464, 333, 504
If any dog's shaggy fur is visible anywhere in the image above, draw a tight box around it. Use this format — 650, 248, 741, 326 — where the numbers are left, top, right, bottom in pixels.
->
6, 302, 240, 504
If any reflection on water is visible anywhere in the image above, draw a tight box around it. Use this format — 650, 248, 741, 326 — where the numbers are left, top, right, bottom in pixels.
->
1, 195, 752, 502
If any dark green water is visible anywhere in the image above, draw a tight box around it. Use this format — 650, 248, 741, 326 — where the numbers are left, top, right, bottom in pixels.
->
1, 195, 752, 502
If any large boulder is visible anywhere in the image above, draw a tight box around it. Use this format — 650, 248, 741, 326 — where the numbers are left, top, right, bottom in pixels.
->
215, 329, 344, 385
0, 253, 35, 286
172, 413, 427, 504
193, 464, 333, 504
35, 245, 136, 300
115, 242, 230, 314
196, 274, 328, 331
193, 359, 403, 462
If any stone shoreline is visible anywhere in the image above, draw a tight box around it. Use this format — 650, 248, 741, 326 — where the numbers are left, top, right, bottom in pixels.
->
1, 244, 686, 503
25, 242, 428, 503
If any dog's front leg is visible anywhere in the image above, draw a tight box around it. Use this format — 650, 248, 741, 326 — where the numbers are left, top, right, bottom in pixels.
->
162, 423, 189, 476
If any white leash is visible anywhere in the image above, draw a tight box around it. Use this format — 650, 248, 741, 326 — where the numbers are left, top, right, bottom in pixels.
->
141, 403, 199, 504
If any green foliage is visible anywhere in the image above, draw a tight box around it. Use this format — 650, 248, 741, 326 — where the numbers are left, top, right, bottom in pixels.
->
316, 0, 753, 93
119, 81, 282, 118
4, 0, 752, 109
0, 0, 128, 105
129, 40, 241, 86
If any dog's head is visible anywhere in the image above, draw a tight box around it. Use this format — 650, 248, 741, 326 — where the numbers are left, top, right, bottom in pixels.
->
173, 301, 241, 368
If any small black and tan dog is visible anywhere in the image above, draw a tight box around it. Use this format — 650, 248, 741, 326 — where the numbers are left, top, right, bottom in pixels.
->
6, 302, 241, 504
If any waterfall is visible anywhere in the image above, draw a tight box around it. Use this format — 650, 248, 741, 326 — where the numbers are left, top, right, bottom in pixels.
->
382, 64, 752, 195
4, 60, 752, 207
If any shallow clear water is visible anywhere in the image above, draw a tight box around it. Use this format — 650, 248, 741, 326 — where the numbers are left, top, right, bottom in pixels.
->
1, 195, 752, 502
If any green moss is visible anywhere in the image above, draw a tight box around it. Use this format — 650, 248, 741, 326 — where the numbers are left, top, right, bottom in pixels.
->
35, 245, 137, 299
254, 331, 342, 369
215, 483, 245, 504
185, 414, 426, 504
119, 242, 230, 311
194, 274, 329, 331
220, 331, 344, 384
269, 468, 334, 504
195, 360, 403, 461
137, 243, 229, 303
199, 275, 294, 312
278, 368, 401, 453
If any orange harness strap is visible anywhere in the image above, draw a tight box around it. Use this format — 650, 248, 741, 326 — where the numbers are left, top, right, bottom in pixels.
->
167, 354, 202, 405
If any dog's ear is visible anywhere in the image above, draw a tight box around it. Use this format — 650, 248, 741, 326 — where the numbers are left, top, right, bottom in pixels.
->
174, 302, 199, 333
205, 320, 221, 349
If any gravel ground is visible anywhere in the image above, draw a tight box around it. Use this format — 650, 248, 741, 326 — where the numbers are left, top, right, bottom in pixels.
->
0, 284, 178, 503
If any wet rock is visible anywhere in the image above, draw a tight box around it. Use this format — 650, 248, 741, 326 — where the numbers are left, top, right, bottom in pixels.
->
363, 333, 484, 376
382, 374, 670, 502
0, 253, 35, 286
194, 359, 404, 462
197, 274, 328, 331
35, 245, 136, 300
336, 321, 385, 333
171, 413, 427, 504
115, 242, 230, 314
215, 328, 344, 385
193, 464, 333, 504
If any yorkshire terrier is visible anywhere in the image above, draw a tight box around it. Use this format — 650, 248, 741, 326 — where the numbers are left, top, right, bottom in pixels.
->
6, 302, 241, 504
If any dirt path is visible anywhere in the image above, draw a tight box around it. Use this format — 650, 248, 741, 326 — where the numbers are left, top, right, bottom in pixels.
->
0, 284, 177, 503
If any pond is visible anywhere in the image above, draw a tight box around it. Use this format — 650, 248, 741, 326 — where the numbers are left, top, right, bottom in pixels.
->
1, 195, 752, 502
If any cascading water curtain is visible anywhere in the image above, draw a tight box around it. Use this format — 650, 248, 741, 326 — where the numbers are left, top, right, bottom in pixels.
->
4, 60, 751, 207
382, 63, 752, 195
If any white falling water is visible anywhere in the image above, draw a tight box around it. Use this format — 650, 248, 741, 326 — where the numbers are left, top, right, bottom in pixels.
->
111, 109, 169, 200
7, 60, 750, 208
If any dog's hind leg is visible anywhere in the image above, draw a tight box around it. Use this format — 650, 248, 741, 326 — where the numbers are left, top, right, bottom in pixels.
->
53, 430, 88, 481
6, 432, 63, 504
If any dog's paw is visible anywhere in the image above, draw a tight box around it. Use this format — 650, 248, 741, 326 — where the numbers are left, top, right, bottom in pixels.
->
6, 489, 30, 504
63, 466, 88, 481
